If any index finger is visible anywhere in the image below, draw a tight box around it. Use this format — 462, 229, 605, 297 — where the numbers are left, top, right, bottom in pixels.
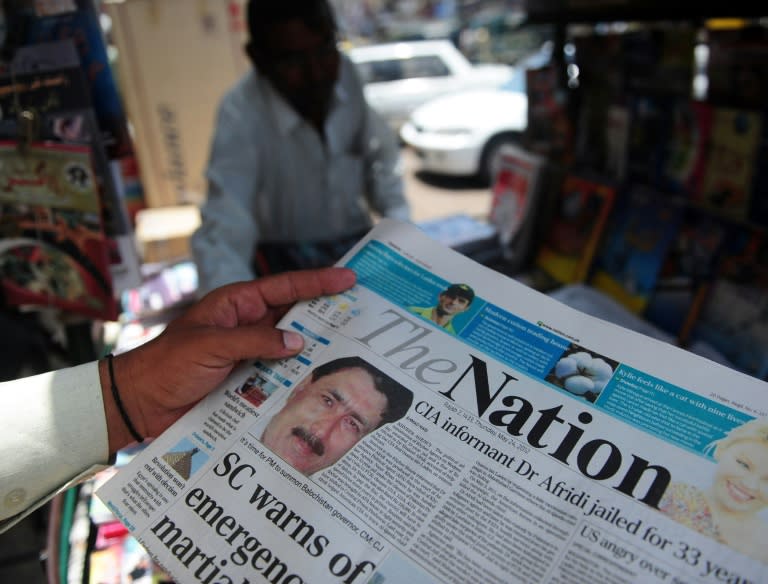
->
257, 267, 357, 308
184, 267, 356, 326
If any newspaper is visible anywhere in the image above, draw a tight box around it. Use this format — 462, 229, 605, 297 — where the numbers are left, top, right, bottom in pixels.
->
97, 219, 768, 584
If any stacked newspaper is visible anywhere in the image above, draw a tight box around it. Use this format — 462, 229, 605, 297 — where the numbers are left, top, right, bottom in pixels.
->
98, 219, 768, 583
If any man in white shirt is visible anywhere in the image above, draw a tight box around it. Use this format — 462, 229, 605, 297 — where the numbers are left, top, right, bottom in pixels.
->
191, 0, 410, 296
0, 267, 355, 534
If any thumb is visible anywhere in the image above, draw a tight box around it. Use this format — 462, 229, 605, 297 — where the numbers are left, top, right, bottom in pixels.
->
204, 325, 305, 362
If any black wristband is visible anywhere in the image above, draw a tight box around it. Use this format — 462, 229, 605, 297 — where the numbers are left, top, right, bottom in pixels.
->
106, 353, 144, 444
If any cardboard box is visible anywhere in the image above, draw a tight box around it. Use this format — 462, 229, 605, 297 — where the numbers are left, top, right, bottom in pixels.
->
106, 0, 249, 208
135, 205, 201, 264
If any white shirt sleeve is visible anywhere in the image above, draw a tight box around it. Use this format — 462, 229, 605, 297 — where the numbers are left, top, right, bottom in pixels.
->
0, 361, 110, 533
191, 92, 262, 297
361, 92, 411, 223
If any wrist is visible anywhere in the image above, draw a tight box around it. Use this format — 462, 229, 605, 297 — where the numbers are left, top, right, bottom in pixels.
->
99, 354, 145, 454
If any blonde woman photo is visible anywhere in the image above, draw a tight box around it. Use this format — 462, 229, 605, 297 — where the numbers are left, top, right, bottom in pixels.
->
659, 418, 768, 563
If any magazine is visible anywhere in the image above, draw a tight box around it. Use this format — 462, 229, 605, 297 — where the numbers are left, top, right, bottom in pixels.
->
0, 39, 129, 238
534, 174, 616, 285
658, 101, 713, 198
0, 141, 118, 320
98, 219, 768, 583
488, 144, 546, 272
590, 186, 684, 313
687, 226, 768, 381
643, 208, 727, 338
24, 0, 134, 159
697, 107, 763, 221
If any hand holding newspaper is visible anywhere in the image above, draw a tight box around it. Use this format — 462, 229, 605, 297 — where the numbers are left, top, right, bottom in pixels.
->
97, 219, 768, 584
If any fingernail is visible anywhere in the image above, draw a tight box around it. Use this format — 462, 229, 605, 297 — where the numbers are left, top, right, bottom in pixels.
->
282, 331, 303, 350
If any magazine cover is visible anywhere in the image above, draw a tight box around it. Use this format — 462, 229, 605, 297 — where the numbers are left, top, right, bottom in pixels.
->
659, 100, 713, 198
23, 0, 134, 158
590, 186, 684, 313
535, 174, 616, 285
487, 144, 545, 272
697, 107, 763, 220
0, 141, 118, 320
643, 209, 727, 338
688, 227, 768, 380
0, 39, 129, 238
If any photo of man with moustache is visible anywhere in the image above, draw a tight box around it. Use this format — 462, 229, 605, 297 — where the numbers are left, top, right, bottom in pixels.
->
259, 356, 413, 475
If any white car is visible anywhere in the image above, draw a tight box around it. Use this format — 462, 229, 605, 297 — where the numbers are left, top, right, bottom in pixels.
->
348, 40, 512, 133
399, 45, 552, 184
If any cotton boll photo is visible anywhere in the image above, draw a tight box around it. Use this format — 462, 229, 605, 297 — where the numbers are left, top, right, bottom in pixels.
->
589, 358, 614, 380
555, 356, 579, 378
571, 351, 594, 370
546, 344, 620, 404
564, 375, 595, 395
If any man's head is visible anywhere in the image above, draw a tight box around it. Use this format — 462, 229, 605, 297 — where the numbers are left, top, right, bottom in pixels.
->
246, 0, 340, 129
437, 283, 475, 318
261, 357, 413, 475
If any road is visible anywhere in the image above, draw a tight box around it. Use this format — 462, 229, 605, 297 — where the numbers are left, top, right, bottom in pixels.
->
400, 147, 493, 224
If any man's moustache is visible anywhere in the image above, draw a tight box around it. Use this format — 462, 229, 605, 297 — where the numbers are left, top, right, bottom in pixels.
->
292, 427, 325, 456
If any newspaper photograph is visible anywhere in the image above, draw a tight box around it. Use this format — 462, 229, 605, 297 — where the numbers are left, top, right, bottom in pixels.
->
97, 219, 768, 584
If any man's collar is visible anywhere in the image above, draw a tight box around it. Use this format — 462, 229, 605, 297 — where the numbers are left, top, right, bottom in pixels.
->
261, 73, 349, 137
